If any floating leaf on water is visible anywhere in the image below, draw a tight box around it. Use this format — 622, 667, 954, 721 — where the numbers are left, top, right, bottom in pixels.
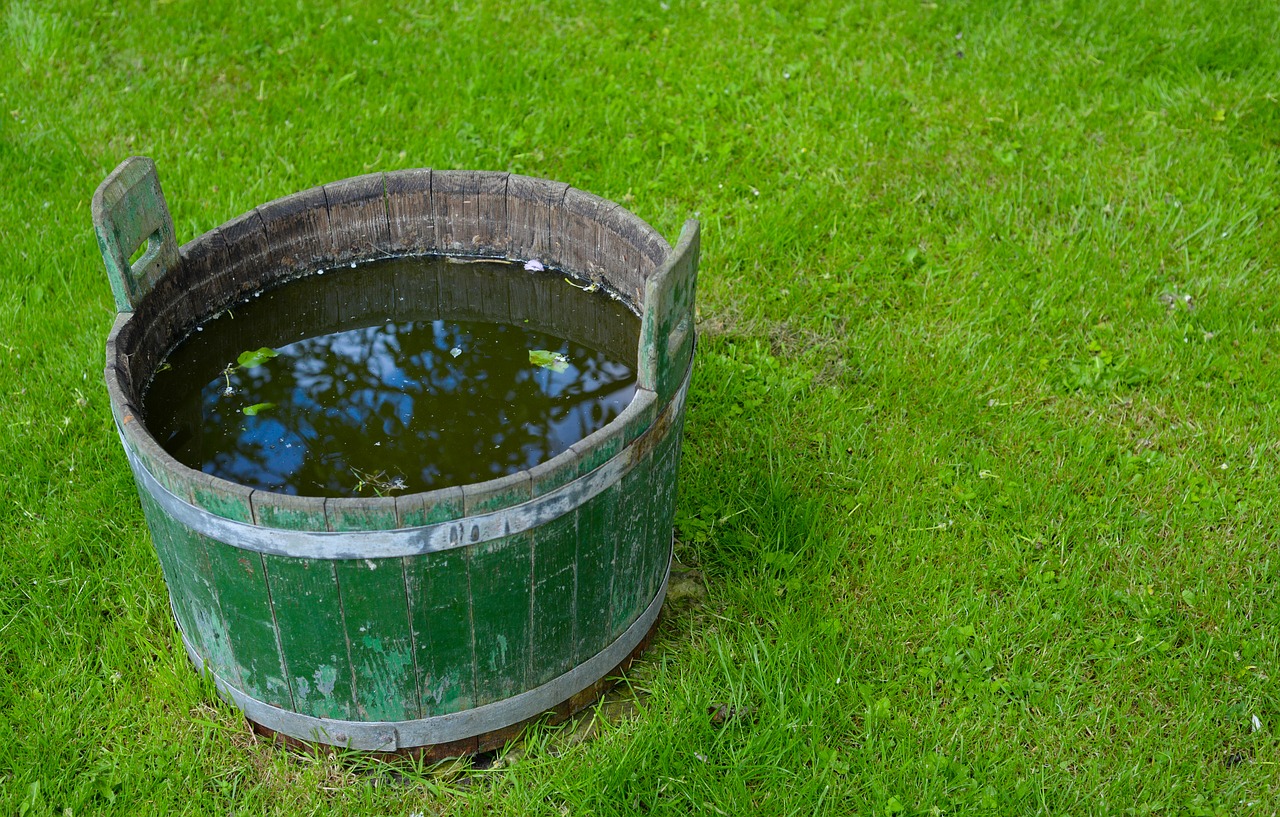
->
236, 347, 279, 368
450, 346, 463, 358
529, 349, 569, 372
351, 467, 409, 496
242, 402, 275, 416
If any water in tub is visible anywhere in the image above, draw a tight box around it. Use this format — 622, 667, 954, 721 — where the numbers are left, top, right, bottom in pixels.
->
144, 257, 639, 498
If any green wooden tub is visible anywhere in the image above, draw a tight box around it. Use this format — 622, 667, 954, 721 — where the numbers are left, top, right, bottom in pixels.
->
94, 157, 698, 754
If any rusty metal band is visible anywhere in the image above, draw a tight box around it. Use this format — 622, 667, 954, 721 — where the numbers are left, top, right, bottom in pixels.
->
177, 556, 668, 751
125, 370, 687, 560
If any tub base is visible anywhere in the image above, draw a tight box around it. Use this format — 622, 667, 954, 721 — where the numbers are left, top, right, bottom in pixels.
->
180, 556, 669, 759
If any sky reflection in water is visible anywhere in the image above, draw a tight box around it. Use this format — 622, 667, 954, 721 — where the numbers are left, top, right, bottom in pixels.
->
145, 261, 638, 497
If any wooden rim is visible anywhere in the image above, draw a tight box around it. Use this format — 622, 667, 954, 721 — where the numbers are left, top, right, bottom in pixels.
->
100, 165, 698, 530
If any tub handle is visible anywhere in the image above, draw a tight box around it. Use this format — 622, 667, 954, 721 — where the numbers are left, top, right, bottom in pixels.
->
640, 218, 700, 404
92, 156, 179, 313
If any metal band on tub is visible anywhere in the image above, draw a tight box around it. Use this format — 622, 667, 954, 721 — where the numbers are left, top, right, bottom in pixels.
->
122, 370, 688, 560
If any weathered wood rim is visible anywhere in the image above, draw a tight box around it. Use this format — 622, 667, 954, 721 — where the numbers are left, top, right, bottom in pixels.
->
122, 371, 689, 560
180, 557, 669, 751
99, 158, 700, 529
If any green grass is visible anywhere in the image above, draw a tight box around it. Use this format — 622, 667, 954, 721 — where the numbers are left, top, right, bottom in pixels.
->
3, 0, 1280, 813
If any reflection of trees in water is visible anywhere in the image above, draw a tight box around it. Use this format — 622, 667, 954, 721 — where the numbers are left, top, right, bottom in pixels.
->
196, 319, 635, 496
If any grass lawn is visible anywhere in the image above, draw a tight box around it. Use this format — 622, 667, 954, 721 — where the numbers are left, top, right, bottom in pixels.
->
3, 0, 1280, 813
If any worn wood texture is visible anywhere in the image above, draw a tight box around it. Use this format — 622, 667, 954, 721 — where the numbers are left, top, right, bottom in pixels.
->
252, 491, 326, 530
335, 556, 420, 721
432, 170, 510, 256
132, 269, 208, 383
569, 427, 624, 480
248, 611, 660, 762
102, 363, 134, 434
201, 540, 294, 709
191, 471, 256, 523
529, 445, 582, 498
103, 314, 135, 392
327, 497, 421, 720
133, 306, 183, 404
542, 184, 668, 307
134, 463, 295, 710
593, 204, 660, 301
506, 175, 569, 263
573, 485, 620, 660
626, 213, 670, 281
324, 173, 390, 264
640, 220, 700, 404
385, 169, 435, 255
262, 554, 358, 720
468, 531, 532, 706
645, 412, 684, 605
460, 467, 534, 706
550, 188, 619, 285
622, 388, 660, 446
404, 548, 476, 715
461, 470, 532, 516
327, 496, 398, 533
177, 226, 231, 315
395, 485, 464, 528
136, 486, 240, 689
93, 156, 180, 312
259, 185, 335, 276
113, 259, 200, 407
611, 455, 654, 639
530, 510, 578, 685
214, 208, 273, 303
120, 406, 185, 498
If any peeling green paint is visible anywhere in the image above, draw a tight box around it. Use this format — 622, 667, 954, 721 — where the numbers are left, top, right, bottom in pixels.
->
313, 665, 338, 698
358, 647, 416, 721
492, 635, 509, 672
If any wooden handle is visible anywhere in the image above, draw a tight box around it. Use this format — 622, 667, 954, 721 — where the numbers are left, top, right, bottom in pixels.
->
639, 219, 700, 404
92, 156, 179, 313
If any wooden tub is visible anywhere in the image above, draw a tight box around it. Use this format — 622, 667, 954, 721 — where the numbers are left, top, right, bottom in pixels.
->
94, 157, 698, 755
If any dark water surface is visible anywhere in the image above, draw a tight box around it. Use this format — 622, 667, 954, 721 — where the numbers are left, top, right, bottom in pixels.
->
144, 257, 639, 497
